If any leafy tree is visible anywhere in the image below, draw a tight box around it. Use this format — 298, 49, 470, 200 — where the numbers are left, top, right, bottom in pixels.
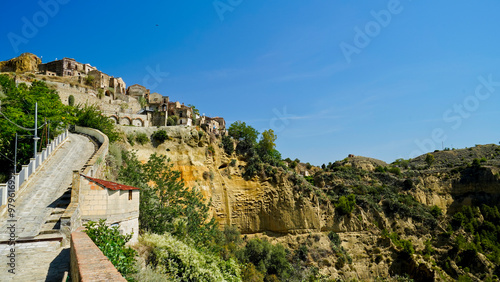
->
258, 129, 277, 155
238, 238, 292, 280
222, 135, 234, 155
84, 75, 95, 87
425, 153, 435, 167
187, 104, 200, 123
228, 121, 259, 144
74, 104, 119, 143
0, 75, 74, 179
118, 151, 219, 249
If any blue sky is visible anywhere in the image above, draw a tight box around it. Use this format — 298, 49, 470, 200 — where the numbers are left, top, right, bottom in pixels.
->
2, 0, 500, 165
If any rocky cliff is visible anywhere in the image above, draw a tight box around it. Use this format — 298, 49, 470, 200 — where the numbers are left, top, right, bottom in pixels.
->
117, 126, 500, 281
0, 53, 41, 73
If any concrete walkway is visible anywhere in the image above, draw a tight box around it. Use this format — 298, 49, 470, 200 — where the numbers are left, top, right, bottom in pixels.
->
0, 133, 95, 281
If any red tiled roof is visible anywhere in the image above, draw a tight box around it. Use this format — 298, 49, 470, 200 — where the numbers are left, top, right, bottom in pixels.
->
81, 174, 140, 191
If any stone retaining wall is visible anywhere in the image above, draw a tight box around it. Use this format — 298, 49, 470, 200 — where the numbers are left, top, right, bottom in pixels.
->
70, 227, 126, 282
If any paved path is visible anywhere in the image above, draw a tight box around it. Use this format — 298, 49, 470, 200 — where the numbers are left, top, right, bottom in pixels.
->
0, 133, 95, 281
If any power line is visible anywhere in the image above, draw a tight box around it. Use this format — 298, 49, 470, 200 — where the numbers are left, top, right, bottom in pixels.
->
0, 110, 46, 131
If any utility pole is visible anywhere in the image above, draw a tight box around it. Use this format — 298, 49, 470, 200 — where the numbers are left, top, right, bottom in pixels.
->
33, 102, 40, 159
14, 133, 17, 173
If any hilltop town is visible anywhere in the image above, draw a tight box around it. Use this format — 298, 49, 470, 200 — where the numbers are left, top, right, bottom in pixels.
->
0, 53, 226, 135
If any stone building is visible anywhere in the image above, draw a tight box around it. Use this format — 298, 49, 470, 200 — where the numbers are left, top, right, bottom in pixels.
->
127, 84, 149, 98
168, 102, 193, 126
38, 58, 96, 77
75, 173, 140, 242
204, 116, 227, 135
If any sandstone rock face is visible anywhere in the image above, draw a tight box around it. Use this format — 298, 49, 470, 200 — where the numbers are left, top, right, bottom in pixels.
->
0, 53, 41, 73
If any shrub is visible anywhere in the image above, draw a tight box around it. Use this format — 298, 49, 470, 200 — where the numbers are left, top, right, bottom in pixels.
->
425, 153, 435, 167
328, 231, 341, 247
141, 233, 241, 281
74, 104, 119, 143
230, 159, 237, 167
84, 219, 137, 279
336, 194, 356, 215
430, 205, 442, 218
135, 132, 149, 145
238, 238, 292, 280
152, 130, 168, 143
68, 95, 75, 106
388, 166, 401, 176
222, 135, 234, 155
127, 134, 135, 146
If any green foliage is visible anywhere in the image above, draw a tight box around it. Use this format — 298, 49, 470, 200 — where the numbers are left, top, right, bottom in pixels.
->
84, 219, 137, 280
328, 231, 341, 247
258, 129, 277, 156
237, 238, 292, 280
222, 135, 235, 155
74, 104, 119, 143
84, 75, 95, 87
151, 129, 168, 143
336, 194, 356, 215
135, 132, 149, 145
127, 133, 135, 146
0, 75, 75, 178
140, 233, 241, 282
68, 95, 75, 106
167, 116, 176, 126
228, 121, 259, 144
385, 231, 414, 256
430, 205, 442, 218
138, 96, 147, 109
119, 151, 218, 249
388, 166, 401, 175
425, 153, 435, 167
449, 204, 500, 265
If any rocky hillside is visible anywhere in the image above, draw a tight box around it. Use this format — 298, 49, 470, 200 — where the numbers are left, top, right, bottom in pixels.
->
0, 53, 41, 73
114, 126, 500, 281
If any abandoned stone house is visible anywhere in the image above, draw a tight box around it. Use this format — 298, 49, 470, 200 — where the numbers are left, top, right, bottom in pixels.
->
168, 101, 194, 126
38, 58, 96, 77
38, 58, 126, 98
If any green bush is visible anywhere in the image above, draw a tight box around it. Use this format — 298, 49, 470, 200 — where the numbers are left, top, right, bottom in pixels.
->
328, 231, 341, 247
222, 135, 234, 155
74, 104, 119, 143
238, 238, 292, 280
430, 205, 442, 218
127, 134, 135, 146
84, 219, 137, 280
336, 194, 356, 215
135, 132, 149, 145
68, 95, 75, 106
141, 233, 241, 281
152, 130, 168, 143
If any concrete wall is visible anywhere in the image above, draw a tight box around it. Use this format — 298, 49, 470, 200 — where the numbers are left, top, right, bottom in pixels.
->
70, 227, 126, 282
74, 126, 108, 178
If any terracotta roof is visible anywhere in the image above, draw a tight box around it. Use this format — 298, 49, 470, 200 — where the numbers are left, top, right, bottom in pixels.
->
81, 174, 140, 191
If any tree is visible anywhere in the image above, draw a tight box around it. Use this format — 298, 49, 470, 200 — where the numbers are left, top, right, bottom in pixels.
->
188, 104, 200, 124
74, 104, 119, 143
68, 95, 75, 106
425, 153, 435, 167
118, 151, 218, 249
228, 121, 259, 143
0, 75, 74, 179
222, 135, 234, 155
258, 129, 277, 155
